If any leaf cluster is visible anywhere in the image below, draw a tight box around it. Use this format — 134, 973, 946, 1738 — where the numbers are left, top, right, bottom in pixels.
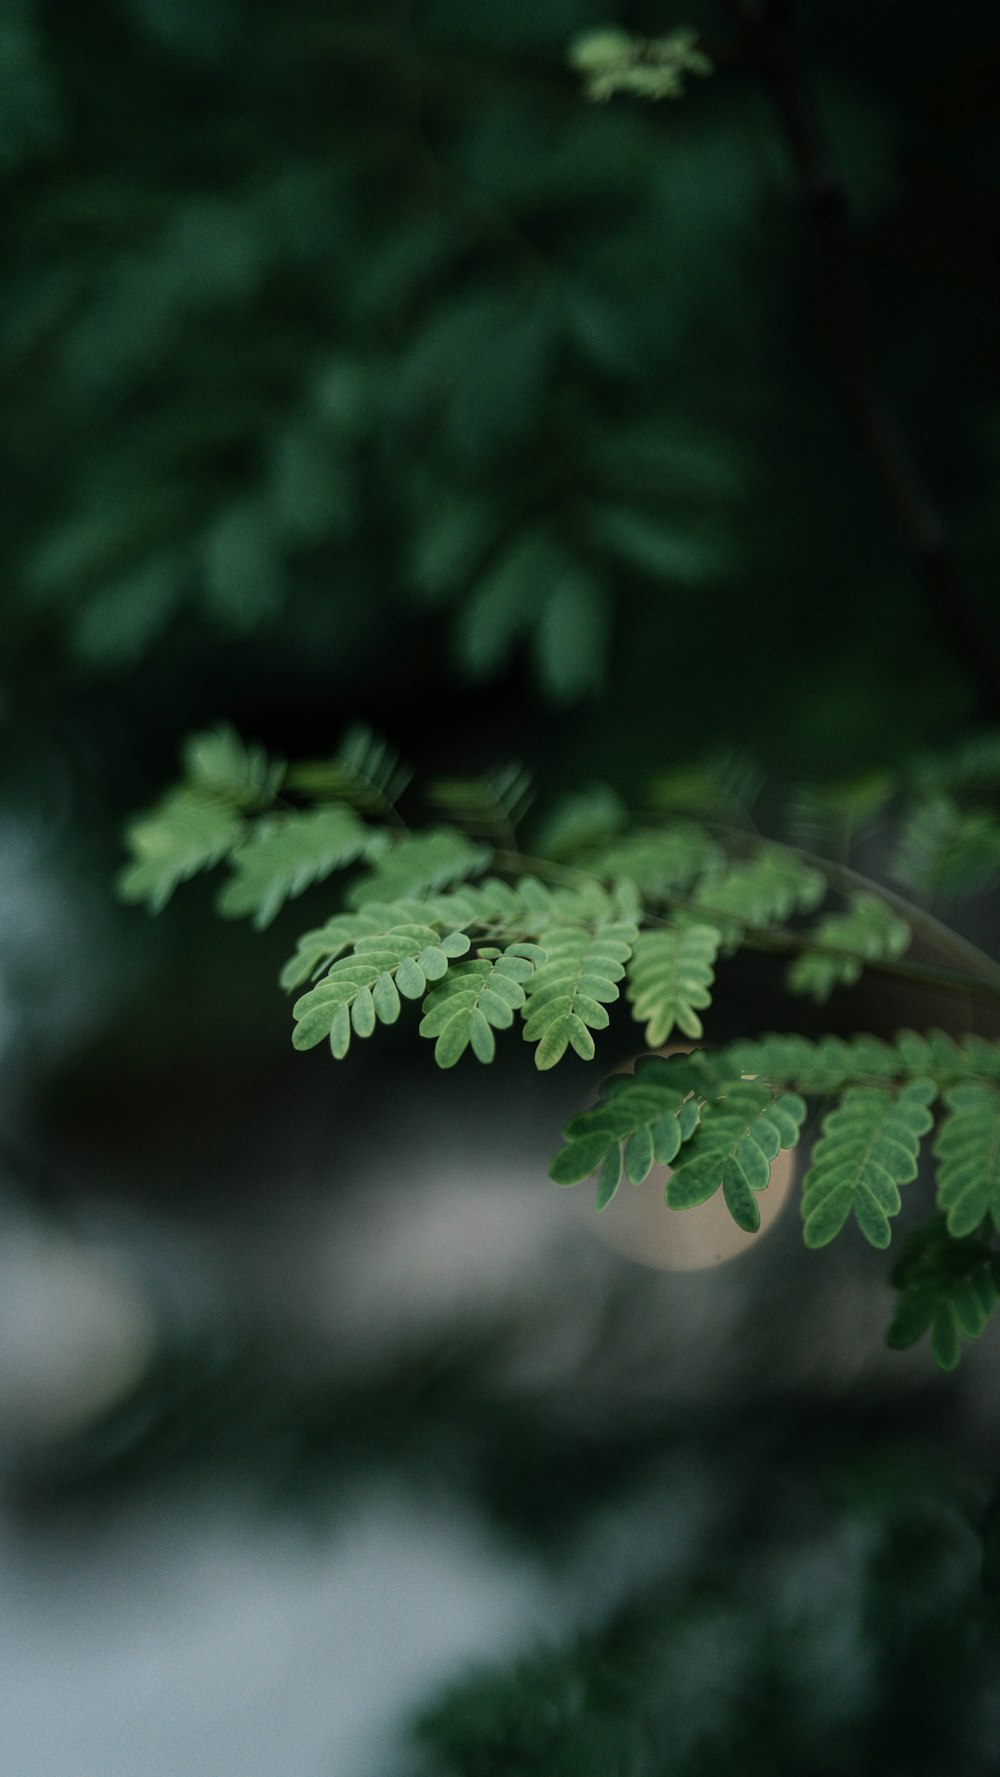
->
119, 726, 1000, 1369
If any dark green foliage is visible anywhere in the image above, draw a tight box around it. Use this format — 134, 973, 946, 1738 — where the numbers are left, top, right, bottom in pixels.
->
285, 727, 412, 822
8, 0, 999, 783
892, 739, 1000, 899
570, 26, 713, 105
666, 1083, 806, 1232
888, 1216, 1000, 1370
415, 1443, 998, 1777
787, 894, 911, 1004
216, 806, 386, 928
934, 1083, 1000, 1238
550, 1051, 713, 1205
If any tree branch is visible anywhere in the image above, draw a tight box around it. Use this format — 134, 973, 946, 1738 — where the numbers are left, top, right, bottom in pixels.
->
723, 0, 1000, 719
490, 847, 1000, 1009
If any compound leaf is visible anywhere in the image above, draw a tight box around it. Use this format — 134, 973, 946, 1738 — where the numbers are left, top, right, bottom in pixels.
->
933, 1081, 1000, 1237
521, 919, 637, 1070
626, 923, 721, 1045
419, 946, 540, 1067
218, 806, 387, 928
887, 1214, 1000, 1371
292, 917, 471, 1054
801, 1079, 937, 1249
666, 1084, 806, 1233
119, 789, 245, 913
349, 829, 492, 906
788, 893, 910, 1003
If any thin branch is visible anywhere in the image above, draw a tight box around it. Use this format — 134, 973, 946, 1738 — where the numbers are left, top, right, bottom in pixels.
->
723, 0, 1000, 719
490, 846, 1000, 1009
693, 819, 1000, 991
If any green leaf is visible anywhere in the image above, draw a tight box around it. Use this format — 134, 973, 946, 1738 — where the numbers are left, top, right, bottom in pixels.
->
624, 1123, 655, 1185
933, 1082, 1000, 1237
690, 847, 825, 944
594, 1147, 623, 1211
181, 723, 284, 810
427, 764, 533, 845
569, 26, 714, 103
887, 1214, 1000, 1371
454, 529, 559, 680
279, 899, 436, 990
801, 1080, 937, 1249
218, 806, 386, 928
349, 829, 492, 906
522, 920, 637, 1070
530, 785, 627, 861
892, 795, 1000, 900
582, 825, 721, 896
419, 946, 538, 1068
291, 916, 470, 1053
593, 505, 729, 585
666, 1085, 806, 1233
548, 1054, 706, 1193
626, 923, 721, 1045
533, 564, 610, 703
716, 1030, 1000, 1097
202, 499, 282, 631
550, 1132, 616, 1186
787, 893, 910, 1003
286, 726, 412, 819
118, 789, 245, 912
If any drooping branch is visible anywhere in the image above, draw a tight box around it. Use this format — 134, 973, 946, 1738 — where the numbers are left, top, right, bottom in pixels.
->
720, 0, 1000, 719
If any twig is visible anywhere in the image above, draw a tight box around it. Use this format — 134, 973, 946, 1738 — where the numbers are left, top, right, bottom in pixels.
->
490, 845, 1000, 1008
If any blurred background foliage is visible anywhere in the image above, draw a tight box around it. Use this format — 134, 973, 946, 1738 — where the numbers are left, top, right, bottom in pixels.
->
4, 1, 1000, 1772
3, 0, 1000, 814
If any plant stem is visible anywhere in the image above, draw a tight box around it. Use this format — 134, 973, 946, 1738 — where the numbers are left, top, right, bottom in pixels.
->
695, 820, 1000, 991
491, 846, 1000, 1009
719, 0, 1000, 719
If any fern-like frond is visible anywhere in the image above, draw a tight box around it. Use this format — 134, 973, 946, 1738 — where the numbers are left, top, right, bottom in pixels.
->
626, 923, 721, 1044
427, 764, 533, 845
281, 874, 616, 995
521, 919, 638, 1069
887, 1215, 1000, 1370
118, 722, 284, 911
787, 892, 910, 1002
280, 897, 453, 990
119, 789, 246, 913
531, 784, 626, 861
292, 920, 473, 1056
800, 1080, 936, 1249
348, 829, 492, 907
892, 795, 1000, 899
784, 772, 891, 858
549, 1052, 708, 1208
665, 1082, 806, 1232
217, 807, 388, 929
933, 1082, 1000, 1238
285, 725, 411, 819
418, 943, 544, 1066
719, 1029, 1000, 1094
646, 752, 762, 823
182, 724, 284, 810
689, 847, 825, 944
581, 825, 721, 896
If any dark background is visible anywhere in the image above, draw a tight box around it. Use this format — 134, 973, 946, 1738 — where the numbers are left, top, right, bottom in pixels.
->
2, 3, 1000, 1773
